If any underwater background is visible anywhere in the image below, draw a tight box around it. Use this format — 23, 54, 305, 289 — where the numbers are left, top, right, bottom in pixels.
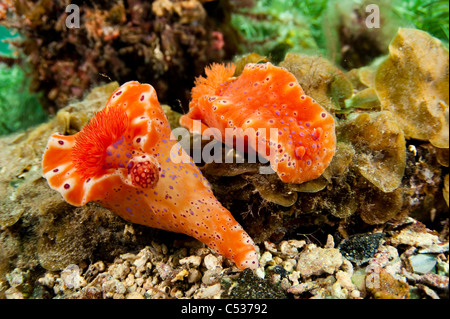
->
0, 0, 448, 299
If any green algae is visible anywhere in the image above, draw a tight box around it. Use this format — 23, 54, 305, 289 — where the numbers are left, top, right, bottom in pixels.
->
0, 64, 47, 135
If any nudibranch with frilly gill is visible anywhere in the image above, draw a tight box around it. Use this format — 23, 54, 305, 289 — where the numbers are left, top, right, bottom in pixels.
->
180, 62, 336, 184
42, 81, 258, 270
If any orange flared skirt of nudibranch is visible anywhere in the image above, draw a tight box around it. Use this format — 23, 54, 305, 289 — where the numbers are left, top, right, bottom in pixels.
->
180, 62, 336, 184
42, 81, 258, 270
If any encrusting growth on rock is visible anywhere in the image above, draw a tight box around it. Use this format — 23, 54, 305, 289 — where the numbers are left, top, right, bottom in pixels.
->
42, 81, 258, 270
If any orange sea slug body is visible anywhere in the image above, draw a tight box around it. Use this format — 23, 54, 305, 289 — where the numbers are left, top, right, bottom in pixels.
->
42, 81, 258, 270
180, 62, 336, 184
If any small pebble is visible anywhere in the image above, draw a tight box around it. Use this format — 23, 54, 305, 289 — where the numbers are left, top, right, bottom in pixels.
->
179, 255, 202, 268
296, 245, 343, 277
204, 254, 221, 270
61, 264, 86, 289
188, 269, 202, 283
409, 254, 437, 274
171, 269, 189, 282
259, 251, 272, 266
126, 291, 144, 299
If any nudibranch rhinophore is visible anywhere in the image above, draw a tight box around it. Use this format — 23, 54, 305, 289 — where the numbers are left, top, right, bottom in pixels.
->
180, 62, 336, 184
42, 81, 258, 270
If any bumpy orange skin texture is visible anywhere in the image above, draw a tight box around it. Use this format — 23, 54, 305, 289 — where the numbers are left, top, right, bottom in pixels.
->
42, 81, 258, 270
180, 62, 336, 184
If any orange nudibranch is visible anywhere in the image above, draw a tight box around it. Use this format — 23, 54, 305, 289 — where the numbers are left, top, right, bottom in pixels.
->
180, 62, 336, 184
42, 81, 258, 270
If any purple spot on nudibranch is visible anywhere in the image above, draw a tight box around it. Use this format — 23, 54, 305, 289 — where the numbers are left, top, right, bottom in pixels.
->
126, 207, 132, 213
321, 112, 327, 118
140, 95, 145, 101
64, 183, 70, 189
58, 140, 64, 145
53, 169, 59, 173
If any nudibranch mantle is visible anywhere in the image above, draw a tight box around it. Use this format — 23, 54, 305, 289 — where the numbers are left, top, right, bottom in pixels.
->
180, 62, 336, 184
42, 81, 258, 270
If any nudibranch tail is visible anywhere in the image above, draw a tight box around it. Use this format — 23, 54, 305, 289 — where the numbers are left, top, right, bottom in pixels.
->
42, 81, 259, 270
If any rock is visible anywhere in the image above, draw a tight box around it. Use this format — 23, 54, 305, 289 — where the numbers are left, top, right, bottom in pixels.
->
201, 268, 222, 285
155, 263, 174, 280
179, 255, 202, 268
339, 233, 384, 265
37, 273, 57, 289
133, 248, 151, 268
126, 291, 145, 299
259, 251, 273, 267
390, 226, 444, 250
187, 269, 202, 283
171, 269, 189, 283
102, 278, 126, 295
108, 262, 131, 281
279, 240, 306, 257
194, 283, 222, 299
366, 268, 409, 299
296, 245, 343, 277
5, 287, 24, 299
255, 267, 265, 279
60, 264, 86, 290
203, 254, 222, 270
335, 270, 356, 292
5, 268, 27, 288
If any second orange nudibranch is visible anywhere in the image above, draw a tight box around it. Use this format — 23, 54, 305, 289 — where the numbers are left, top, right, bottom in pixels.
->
42, 81, 258, 270
180, 62, 336, 184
